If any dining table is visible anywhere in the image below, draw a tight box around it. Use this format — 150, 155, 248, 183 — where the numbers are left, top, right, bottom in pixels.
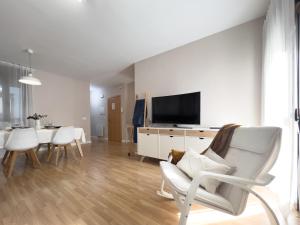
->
0, 127, 86, 157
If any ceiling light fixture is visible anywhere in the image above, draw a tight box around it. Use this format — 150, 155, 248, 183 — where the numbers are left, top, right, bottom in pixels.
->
19, 49, 42, 86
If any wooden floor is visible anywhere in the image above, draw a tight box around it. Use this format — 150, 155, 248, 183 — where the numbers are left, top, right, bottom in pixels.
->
0, 139, 299, 225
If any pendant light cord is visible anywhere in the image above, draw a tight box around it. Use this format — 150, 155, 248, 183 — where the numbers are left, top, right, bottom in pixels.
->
28, 51, 32, 75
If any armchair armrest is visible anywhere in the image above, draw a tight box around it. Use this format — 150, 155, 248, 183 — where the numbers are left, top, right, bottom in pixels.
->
196, 171, 274, 187
185, 170, 274, 202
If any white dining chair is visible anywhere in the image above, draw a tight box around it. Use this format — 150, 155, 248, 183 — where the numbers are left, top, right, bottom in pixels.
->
158, 127, 282, 225
3, 128, 40, 177
47, 126, 76, 165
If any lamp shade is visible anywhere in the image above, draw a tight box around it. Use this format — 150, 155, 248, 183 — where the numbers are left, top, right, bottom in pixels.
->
19, 73, 41, 86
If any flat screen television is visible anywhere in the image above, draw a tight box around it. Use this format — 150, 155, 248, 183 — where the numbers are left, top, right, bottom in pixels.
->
152, 92, 200, 125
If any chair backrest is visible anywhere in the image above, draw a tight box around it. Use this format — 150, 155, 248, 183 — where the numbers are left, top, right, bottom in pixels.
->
5, 128, 39, 151
217, 127, 282, 215
52, 126, 75, 145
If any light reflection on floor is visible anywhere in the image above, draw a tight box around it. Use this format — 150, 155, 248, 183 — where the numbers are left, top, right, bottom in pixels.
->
177, 202, 270, 225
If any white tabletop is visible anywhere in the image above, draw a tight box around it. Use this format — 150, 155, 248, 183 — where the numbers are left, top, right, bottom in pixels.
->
0, 128, 86, 149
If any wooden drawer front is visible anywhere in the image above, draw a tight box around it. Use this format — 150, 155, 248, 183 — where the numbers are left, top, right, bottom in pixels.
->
139, 128, 159, 134
185, 136, 213, 153
159, 135, 185, 160
159, 129, 185, 136
137, 133, 159, 158
185, 130, 217, 138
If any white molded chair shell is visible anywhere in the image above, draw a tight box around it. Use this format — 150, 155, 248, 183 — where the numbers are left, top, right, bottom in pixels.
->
52, 126, 75, 145
5, 128, 39, 151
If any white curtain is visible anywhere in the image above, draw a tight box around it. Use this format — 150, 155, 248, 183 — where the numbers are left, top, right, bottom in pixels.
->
262, 0, 297, 218
0, 61, 33, 128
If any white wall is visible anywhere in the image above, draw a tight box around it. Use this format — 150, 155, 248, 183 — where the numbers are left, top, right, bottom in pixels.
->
32, 70, 91, 141
135, 18, 263, 127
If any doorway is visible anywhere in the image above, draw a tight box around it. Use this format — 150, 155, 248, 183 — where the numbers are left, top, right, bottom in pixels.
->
108, 95, 122, 142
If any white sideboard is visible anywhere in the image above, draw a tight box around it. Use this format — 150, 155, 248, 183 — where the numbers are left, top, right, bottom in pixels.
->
137, 127, 218, 160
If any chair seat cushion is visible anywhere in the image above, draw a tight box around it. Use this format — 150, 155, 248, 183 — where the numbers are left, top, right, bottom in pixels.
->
160, 161, 234, 213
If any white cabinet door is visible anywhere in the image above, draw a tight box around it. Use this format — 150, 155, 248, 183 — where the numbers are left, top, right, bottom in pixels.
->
137, 133, 159, 158
159, 135, 185, 160
185, 136, 213, 153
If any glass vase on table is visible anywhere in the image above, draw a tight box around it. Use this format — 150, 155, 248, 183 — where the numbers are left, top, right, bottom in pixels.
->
35, 119, 41, 130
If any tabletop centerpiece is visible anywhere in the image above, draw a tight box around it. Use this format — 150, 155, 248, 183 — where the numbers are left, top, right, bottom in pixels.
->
27, 113, 47, 129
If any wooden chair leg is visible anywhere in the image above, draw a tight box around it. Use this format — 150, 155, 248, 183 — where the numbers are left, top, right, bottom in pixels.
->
47, 143, 51, 154
55, 147, 61, 166
69, 144, 77, 160
29, 149, 41, 168
75, 139, 84, 157
47, 145, 55, 162
3, 151, 12, 176
6, 151, 17, 178
25, 152, 30, 160
35, 144, 41, 153
2, 150, 10, 165
64, 146, 68, 158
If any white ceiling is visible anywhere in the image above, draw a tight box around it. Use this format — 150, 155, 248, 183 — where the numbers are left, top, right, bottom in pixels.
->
0, 0, 269, 84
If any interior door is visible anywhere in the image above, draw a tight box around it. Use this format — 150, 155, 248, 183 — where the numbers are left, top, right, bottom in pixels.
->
108, 95, 122, 142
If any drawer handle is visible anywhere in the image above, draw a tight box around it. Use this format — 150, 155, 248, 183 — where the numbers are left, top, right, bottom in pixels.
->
169, 129, 173, 131
199, 130, 204, 132
147, 134, 150, 136
147, 128, 150, 130
170, 135, 173, 138
199, 137, 204, 140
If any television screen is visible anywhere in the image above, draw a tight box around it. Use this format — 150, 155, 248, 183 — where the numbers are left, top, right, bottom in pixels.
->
152, 92, 200, 124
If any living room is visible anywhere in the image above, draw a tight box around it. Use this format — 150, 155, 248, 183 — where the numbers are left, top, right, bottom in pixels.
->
0, 0, 299, 225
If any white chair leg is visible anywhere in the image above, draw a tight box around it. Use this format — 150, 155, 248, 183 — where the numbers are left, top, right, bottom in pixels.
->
178, 197, 192, 225
156, 179, 173, 199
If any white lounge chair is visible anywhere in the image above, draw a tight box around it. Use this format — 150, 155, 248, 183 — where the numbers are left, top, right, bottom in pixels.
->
158, 127, 282, 225
3, 128, 40, 177
47, 126, 76, 165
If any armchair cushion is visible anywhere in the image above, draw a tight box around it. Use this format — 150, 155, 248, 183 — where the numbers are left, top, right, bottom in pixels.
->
176, 149, 233, 193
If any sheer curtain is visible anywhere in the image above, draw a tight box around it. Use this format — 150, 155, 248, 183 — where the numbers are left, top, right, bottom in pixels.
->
0, 61, 33, 128
261, 0, 297, 218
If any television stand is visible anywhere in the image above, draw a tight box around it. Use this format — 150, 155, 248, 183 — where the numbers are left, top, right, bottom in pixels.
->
137, 127, 218, 160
